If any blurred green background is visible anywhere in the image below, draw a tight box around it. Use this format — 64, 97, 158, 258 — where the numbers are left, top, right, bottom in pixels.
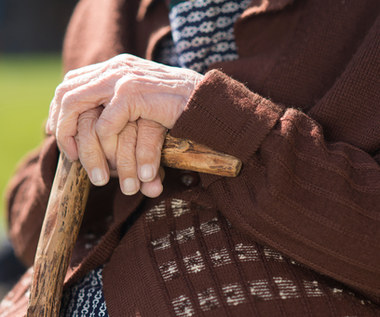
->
0, 0, 78, 299
0, 54, 62, 235
0, 0, 78, 239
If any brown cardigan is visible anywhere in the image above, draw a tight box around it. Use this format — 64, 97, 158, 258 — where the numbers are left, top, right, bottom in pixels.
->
1, 0, 380, 316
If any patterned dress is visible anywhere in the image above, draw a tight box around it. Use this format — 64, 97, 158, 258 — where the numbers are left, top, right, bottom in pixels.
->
60, 267, 108, 316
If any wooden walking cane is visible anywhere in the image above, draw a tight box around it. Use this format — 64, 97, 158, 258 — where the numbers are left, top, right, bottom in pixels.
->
26, 134, 242, 316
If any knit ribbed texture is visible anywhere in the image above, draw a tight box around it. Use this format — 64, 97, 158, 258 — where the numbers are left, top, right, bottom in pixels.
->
102, 195, 379, 316
1, 0, 380, 316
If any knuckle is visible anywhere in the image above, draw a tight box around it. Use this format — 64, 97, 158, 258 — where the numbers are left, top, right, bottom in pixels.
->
139, 120, 166, 135
118, 139, 137, 158
79, 148, 100, 163
61, 91, 78, 110
96, 72, 112, 87
78, 112, 94, 124
77, 122, 96, 141
119, 138, 137, 156
95, 116, 114, 137
139, 119, 158, 129
111, 53, 130, 64
136, 143, 161, 162
78, 145, 98, 160
137, 128, 165, 161
78, 109, 99, 126
117, 76, 141, 91
63, 70, 76, 80
56, 133, 71, 152
110, 54, 123, 62
115, 77, 131, 92
76, 140, 101, 164
54, 83, 68, 100
120, 122, 138, 139
116, 159, 136, 172
138, 130, 165, 153
55, 127, 66, 141
116, 156, 136, 174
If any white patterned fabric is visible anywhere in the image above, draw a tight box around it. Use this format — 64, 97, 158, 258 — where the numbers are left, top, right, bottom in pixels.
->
157, 0, 251, 73
60, 267, 109, 317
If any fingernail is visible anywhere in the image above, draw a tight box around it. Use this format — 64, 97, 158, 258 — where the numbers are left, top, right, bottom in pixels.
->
91, 168, 107, 186
140, 164, 155, 181
122, 178, 139, 195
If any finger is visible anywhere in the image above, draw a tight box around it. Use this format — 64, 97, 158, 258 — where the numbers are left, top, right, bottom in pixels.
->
97, 76, 187, 132
56, 79, 115, 160
75, 107, 109, 186
96, 84, 131, 139
116, 122, 140, 195
50, 70, 116, 132
95, 76, 172, 139
47, 69, 106, 134
136, 119, 167, 183
140, 168, 165, 198
63, 62, 105, 80
95, 88, 131, 166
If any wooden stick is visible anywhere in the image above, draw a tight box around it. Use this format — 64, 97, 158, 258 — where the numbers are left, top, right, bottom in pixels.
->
27, 134, 242, 316
162, 134, 241, 177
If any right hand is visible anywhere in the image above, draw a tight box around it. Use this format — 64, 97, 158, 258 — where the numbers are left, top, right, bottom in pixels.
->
75, 107, 166, 197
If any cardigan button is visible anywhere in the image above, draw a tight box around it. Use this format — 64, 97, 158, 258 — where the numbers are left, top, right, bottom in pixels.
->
180, 171, 200, 187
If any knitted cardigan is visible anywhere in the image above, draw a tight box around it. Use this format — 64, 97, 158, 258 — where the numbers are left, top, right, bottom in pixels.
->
1, 0, 380, 316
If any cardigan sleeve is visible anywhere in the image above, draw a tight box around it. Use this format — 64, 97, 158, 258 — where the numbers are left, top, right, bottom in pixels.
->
170, 16, 380, 300
5, 136, 58, 267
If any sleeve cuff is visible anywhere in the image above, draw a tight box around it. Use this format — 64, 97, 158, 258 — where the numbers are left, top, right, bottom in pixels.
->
170, 69, 285, 164
38, 135, 59, 188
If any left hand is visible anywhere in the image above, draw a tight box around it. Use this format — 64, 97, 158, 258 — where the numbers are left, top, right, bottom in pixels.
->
46, 53, 204, 197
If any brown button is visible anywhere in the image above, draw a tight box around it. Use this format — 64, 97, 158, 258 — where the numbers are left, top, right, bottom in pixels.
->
180, 171, 200, 187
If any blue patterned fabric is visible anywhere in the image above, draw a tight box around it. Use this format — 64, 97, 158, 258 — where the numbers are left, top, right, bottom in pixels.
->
167, 0, 251, 73
60, 267, 109, 317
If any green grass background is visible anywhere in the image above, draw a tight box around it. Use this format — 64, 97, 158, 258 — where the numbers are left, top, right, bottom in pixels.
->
0, 54, 63, 236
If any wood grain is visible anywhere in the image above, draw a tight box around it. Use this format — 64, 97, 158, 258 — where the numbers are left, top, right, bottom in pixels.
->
27, 134, 242, 316
27, 155, 90, 317
162, 134, 241, 177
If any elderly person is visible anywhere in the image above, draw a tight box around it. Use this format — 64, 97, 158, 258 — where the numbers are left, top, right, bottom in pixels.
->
1, 0, 380, 316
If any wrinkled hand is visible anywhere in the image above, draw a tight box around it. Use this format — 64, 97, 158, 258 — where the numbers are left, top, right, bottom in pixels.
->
75, 107, 166, 197
46, 54, 204, 197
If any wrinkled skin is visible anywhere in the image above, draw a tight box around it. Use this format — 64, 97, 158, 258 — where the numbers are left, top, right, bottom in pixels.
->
46, 54, 204, 197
